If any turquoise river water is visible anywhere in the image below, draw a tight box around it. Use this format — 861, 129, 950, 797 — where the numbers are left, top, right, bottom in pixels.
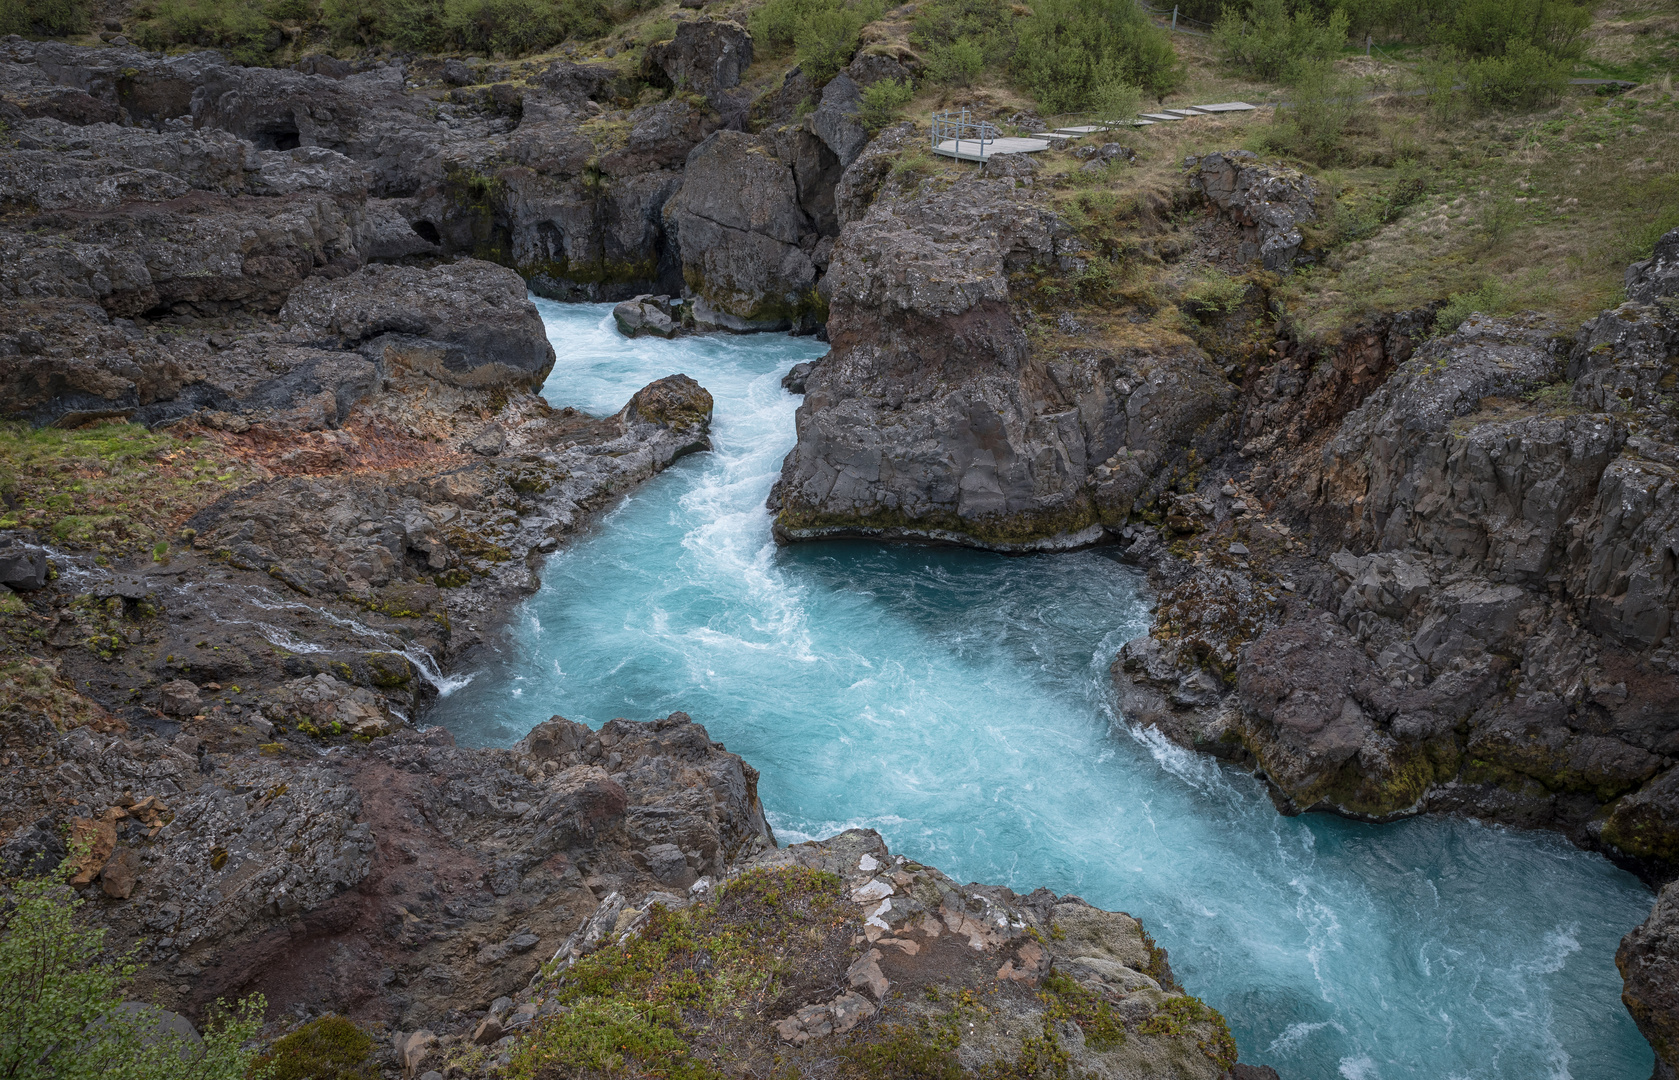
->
429, 300, 1657, 1080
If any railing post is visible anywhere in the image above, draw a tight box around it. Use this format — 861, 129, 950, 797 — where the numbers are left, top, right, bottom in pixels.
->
1172, 5, 1177, 30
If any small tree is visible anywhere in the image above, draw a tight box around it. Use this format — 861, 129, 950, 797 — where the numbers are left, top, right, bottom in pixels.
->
0, 854, 269, 1080
1212, 0, 1349, 83
858, 77, 915, 132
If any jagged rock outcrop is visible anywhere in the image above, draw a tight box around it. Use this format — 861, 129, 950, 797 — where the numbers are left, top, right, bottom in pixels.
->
665, 129, 821, 331
482, 828, 1244, 1080
1620, 881, 1679, 1080
1188, 150, 1318, 271
641, 18, 753, 118
1109, 235, 1679, 880
0, 707, 773, 1029
279, 260, 557, 390
772, 175, 1235, 550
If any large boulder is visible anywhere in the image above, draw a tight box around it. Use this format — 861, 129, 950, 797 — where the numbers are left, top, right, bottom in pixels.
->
809, 74, 868, 169
665, 130, 819, 331
641, 19, 752, 108
279, 260, 557, 390
1627, 225, 1679, 306
772, 176, 1236, 550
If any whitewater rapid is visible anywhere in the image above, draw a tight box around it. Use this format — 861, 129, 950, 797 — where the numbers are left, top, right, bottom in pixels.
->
429, 300, 1656, 1080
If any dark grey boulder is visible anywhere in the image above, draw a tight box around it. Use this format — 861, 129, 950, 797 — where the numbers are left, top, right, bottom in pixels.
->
0, 541, 48, 591
1627, 226, 1679, 306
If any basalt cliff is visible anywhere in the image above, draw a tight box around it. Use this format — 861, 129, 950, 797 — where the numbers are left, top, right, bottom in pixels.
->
1, 26, 1676, 1080
0, 32, 1279, 1080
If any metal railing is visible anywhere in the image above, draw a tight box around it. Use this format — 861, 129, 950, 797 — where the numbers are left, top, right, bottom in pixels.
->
931, 109, 999, 158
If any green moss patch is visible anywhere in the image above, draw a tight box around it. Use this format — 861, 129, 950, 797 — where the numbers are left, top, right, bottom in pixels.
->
0, 421, 252, 556
512, 866, 852, 1080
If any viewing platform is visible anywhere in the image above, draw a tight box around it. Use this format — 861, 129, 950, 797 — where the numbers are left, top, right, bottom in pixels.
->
931, 103, 1257, 161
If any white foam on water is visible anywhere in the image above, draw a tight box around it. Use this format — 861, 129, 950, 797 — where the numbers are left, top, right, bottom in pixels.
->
427, 300, 1658, 1080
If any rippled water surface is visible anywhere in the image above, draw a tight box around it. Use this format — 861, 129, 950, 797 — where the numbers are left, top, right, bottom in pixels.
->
430, 300, 1656, 1080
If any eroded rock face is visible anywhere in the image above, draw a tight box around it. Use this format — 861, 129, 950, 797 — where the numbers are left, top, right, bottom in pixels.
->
773, 174, 1235, 550
1620, 881, 1679, 1080
1189, 150, 1318, 271
665, 129, 819, 331
641, 18, 753, 113
280, 261, 557, 391
0, 708, 772, 1029
1108, 237, 1679, 883
520, 828, 1249, 1080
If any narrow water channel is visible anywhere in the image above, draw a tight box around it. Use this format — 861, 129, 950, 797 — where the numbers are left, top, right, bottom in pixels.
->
428, 300, 1656, 1080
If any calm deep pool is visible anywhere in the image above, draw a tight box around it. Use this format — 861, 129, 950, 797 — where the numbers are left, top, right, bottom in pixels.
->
429, 300, 1656, 1080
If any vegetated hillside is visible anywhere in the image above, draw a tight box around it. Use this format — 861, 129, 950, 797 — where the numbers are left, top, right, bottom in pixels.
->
11, 0, 1668, 342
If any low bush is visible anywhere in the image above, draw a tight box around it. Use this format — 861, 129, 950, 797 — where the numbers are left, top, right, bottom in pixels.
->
797, 2, 882, 84
858, 76, 914, 131
911, 0, 1014, 85
923, 37, 984, 85
0, 852, 268, 1080
1212, 0, 1348, 83
1266, 60, 1367, 163
256, 1016, 379, 1080
0, 0, 92, 35
751, 0, 883, 82
131, 0, 278, 65
1434, 278, 1506, 333
1013, 0, 1179, 111
442, 0, 563, 55
1462, 42, 1571, 110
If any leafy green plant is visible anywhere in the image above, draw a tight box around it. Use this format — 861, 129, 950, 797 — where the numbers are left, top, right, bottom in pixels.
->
796, 1, 883, 84
924, 37, 984, 85
442, 0, 563, 54
1478, 188, 1520, 246
255, 1016, 378, 1080
1434, 279, 1506, 333
1267, 60, 1365, 163
1013, 0, 1180, 110
131, 0, 277, 65
858, 76, 914, 132
0, 853, 269, 1080
751, 0, 883, 81
0, 0, 91, 35
1212, 0, 1348, 83
1462, 41, 1570, 111
1181, 273, 1250, 317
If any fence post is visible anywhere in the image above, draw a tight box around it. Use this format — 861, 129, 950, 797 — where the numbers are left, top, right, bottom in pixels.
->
1366, 33, 1372, 56
1172, 5, 1178, 30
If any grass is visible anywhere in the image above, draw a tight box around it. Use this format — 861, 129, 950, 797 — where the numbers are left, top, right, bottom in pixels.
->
0, 420, 254, 556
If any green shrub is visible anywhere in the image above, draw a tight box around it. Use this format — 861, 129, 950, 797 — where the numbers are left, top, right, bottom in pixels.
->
1462, 41, 1570, 110
912, 0, 1013, 81
256, 1016, 378, 1080
132, 0, 278, 65
858, 76, 914, 131
1213, 0, 1348, 83
924, 37, 984, 85
1181, 272, 1250, 317
1436, 0, 1592, 62
443, 0, 563, 54
795, 1, 883, 84
1012, 0, 1179, 112
0, 853, 268, 1080
1434, 278, 1505, 333
1266, 60, 1364, 163
0, 0, 92, 35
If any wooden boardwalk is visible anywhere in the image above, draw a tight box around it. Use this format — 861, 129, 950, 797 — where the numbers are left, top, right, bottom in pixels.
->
930, 103, 1255, 161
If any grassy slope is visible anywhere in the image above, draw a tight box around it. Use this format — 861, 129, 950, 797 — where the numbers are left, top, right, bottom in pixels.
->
862, 7, 1677, 344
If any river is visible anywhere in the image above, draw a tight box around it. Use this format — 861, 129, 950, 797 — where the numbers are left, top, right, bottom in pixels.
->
428, 300, 1655, 1080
